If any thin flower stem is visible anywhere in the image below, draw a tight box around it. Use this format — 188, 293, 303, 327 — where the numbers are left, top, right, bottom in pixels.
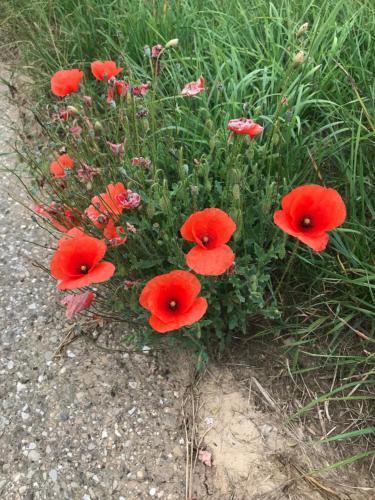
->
275, 239, 300, 296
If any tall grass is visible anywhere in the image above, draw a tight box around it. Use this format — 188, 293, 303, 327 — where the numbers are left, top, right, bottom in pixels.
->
1, 0, 374, 467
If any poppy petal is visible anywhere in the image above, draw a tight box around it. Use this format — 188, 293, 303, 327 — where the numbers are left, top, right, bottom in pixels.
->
139, 270, 201, 313
181, 208, 236, 247
57, 262, 115, 290
149, 297, 208, 333
186, 245, 235, 276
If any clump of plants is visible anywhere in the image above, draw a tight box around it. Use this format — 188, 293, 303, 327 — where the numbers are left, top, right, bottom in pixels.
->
23, 35, 348, 363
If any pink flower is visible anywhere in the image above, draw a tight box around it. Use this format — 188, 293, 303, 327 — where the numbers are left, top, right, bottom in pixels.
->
107, 141, 125, 159
181, 75, 205, 97
131, 156, 151, 169
115, 190, 141, 209
77, 162, 101, 183
69, 124, 82, 137
227, 118, 264, 139
281, 96, 288, 106
57, 108, 69, 120
126, 222, 137, 233
151, 44, 164, 58
85, 205, 110, 229
61, 291, 95, 319
115, 81, 129, 96
123, 279, 139, 290
82, 95, 92, 107
133, 83, 149, 96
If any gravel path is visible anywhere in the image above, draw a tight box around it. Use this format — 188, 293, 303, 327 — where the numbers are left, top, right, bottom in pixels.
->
0, 71, 190, 500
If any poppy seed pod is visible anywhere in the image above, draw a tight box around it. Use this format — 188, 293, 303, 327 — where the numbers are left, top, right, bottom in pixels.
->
293, 51, 305, 66
165, 38, 179, 49
296, 23, 309, 37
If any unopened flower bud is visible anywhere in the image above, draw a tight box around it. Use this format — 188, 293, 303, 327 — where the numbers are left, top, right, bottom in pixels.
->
165, 38, 179, 49
94, 121, 103, 133
233, 184, 241, 200
293, 51, 305, 66
66, 105, 79, 116
296, 23, 309, 37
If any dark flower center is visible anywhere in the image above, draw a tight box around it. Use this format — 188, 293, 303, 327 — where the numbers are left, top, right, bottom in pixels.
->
80, 265, 88, 274
301, 217, 312, 228
168, 300, 177, 311
201, 235, 210, 246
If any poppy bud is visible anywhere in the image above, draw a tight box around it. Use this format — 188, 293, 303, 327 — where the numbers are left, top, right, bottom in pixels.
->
229, 169, 242, 184
232, 184, 241, 200
293, 51, 305, 66
165, 38, 179, 49
191, 185, 199, 196
144, 45, 151, 57
66, 105, 79, 116
94, 121, 103, 134
296, 22, 309, 37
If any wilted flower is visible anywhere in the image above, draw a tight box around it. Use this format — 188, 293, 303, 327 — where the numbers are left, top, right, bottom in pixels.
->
115, 190, 141, 209
181, 75, 205, 97
296, 22, 309, 37
54, 108, 69, 121
227, 118, 264, 139
115, 81, 129, 96
133, 83, 150, 96
293, 51, 305, 65
69, 124, 83, 137
61, 291, 95, 319
131, 157, 151, 169
77, 162, 101, 183
151, 44, 164, 58
281, 96, 288, 106
136, 107, 148, 118
82, 95, 93, 107
66, 105, 79, 116
123, 279, 139, 290
107, 141, 125, 159
165, 38, 179, 49
126, 222, 137, 233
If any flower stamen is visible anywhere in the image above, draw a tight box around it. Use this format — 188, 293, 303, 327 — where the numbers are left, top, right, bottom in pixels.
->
302, 217, 311, 227
169, 300, 177, 310
80, 265, 88, 274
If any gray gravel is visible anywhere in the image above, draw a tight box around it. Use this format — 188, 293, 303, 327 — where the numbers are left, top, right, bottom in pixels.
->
0, 70, 190, 500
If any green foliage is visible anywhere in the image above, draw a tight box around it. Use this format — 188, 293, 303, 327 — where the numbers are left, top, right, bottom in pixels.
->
2, 0, 374, 465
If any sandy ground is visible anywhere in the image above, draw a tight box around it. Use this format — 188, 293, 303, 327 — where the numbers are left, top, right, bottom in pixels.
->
1, 68, 374, 500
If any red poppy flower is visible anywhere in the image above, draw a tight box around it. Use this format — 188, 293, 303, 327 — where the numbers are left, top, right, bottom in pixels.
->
85, 204, 110, 229
103, 219, 127, 246
61, 291, 95, 319
180, 208, 236, 276
91, 60, 124, 81
115, 81, 129, 96
91, 182, 127, 217
181, 75, 205, 97
49, 154, 74, 178
51, 69, 83, 97
33, 202, 79, 233
50, 229, 115, 290
227, 118, 263, 139
273, 185, 346, 252
139, 270, 208, 333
